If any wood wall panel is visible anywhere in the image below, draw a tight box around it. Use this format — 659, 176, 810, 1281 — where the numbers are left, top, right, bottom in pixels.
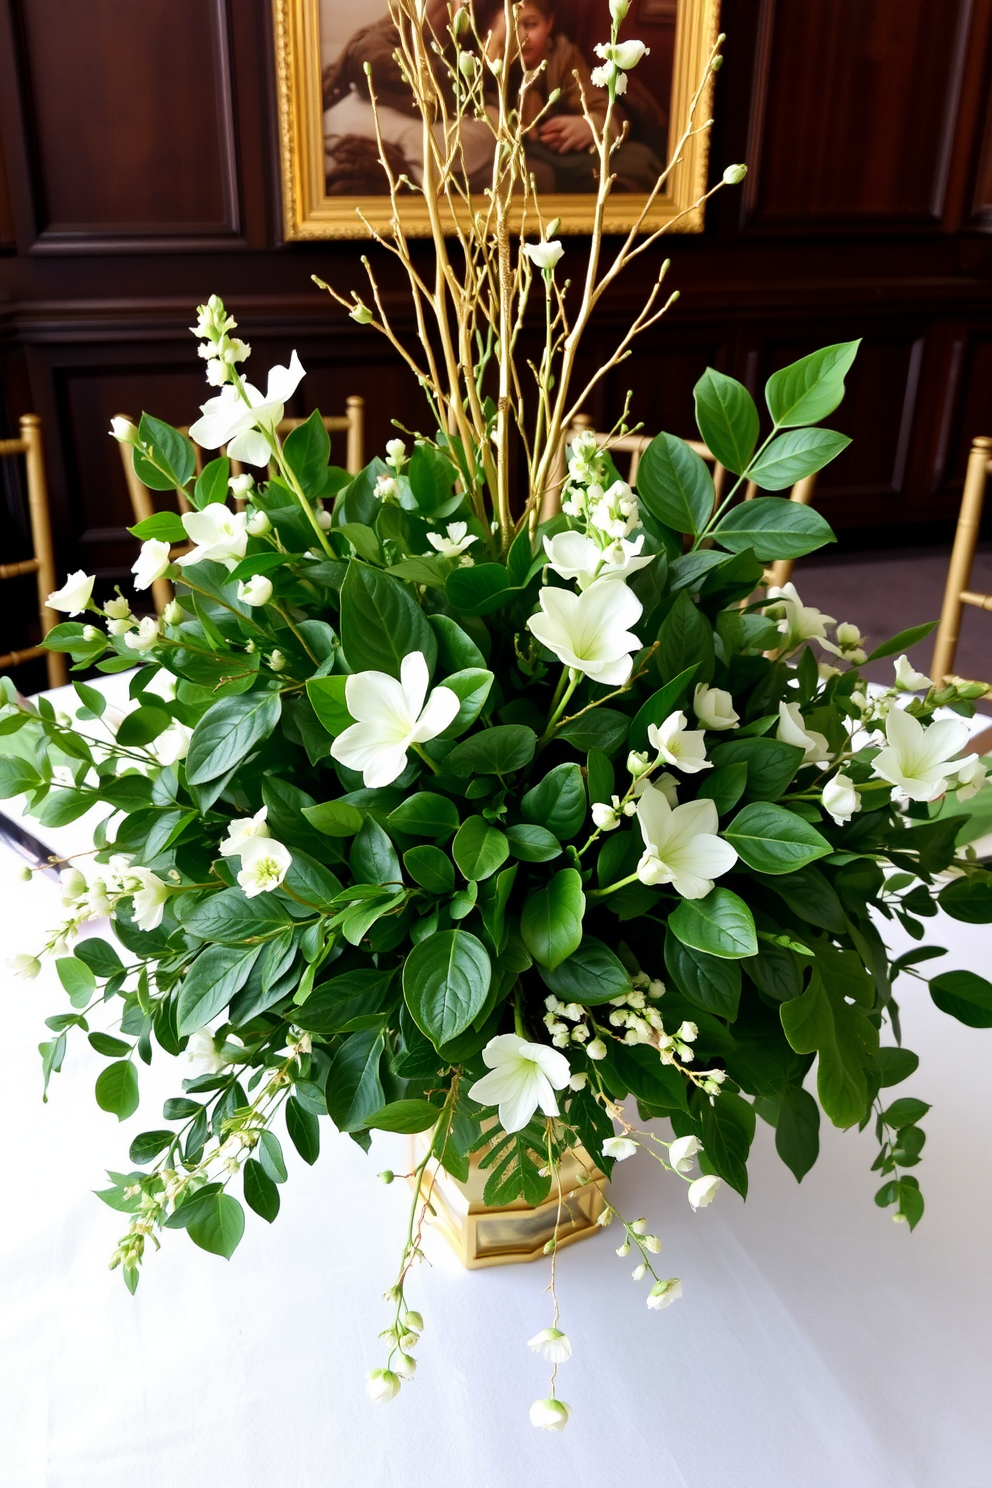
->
743, 0, 972, 228
8, 0, 240, 248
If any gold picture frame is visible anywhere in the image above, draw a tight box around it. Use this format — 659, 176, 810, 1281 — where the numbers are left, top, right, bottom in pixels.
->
273, 0, 722, 240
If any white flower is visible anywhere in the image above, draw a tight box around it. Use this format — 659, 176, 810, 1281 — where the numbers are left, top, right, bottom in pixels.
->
385, 438, 407, 471
330, 651, 459, 790
626, 749, 651, 779
822, 771, 861, 824
47, 570, 94, 615
230, 473, 255, 500
588, 479, 640, 540
723, 164, 747, 185
109, 416, 139, 445
366, 1368, 401, 1404
131, 539, 172, 591
669, 1135, 699, 1174
693, 683, 739, 732
648, 710, 712, 774
153, 722, 192, 767
467, 1033, 571, 1132
872, 705, 975, 802
596, 38, 649, 68
529, 1398, 571, 1432
602, 1136, 638, 1161
543, 530, 652, 590
527, 1327, 572, 1363
955, 758, 988, 802
236, 835, 292, 897
7, 954, 41, 979
128, 868, 170, 932
188, 351, 306, 467
375, 475, 398, 501
522, 239, 564, 271
162, 600, 183, 626
394, 1354, 416, 1379
590, 61, 626, 92
186, 1026, 225, 1074
527, 580, 642, 686
220, 806, 271, 857
176, 504, 248, 567
104, 595, 131, 620
123, 616, 162, 654
60, 867, 87, 902
426, 521, 478, 559
587, 1037, 607, 1060
269, 649, 287, 673
893, 654, 932, 692
765, 582, 835, 654
635, 783, 737, 900
591, 799, 622, 832
610, 0, 630, 19
237, 574, 273, 607
646, 1278, 682, 1310
688, 1174, 722, 1210
777, 701, 830, 765
568, 1071, 588, 1091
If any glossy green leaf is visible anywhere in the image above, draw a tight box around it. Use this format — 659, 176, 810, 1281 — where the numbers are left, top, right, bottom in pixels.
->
765, 341, 860, 428
306, 676, 353, 736
403, 844, 455, 893
177, 943, 262, 1036
748, 428, 850, 491
693, 368, 759, 474
186, 690, 282, 786
520, 868, 585, 970
285, 1096, 320, 1163
95, 1060, 139, 1122
187, 1193, 245, 1258
506, 823, 561, 862
243, 1159, 280, 1222
712, 497, 836, 560
402, 929, 492, 1047
363, 1099, 441, 1133
446, 724, 537, 778
664, 934, 741, 1018
538, 935, 631, 1004
387, 791, 461, 839
668, 887, 758, 960
724, 802, 831, 874
929, 969, 992, 1028
438, 667, 494, 737
657, 591, 714, 683
521, 762, 587, 840
303, 799, 364, 837
636, 432, 715, 535
774, 1085, 820, 1182
339, 562, 436, 679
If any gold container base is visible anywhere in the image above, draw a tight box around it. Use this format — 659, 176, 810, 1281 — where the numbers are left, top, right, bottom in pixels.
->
411, 1136, 607, 1270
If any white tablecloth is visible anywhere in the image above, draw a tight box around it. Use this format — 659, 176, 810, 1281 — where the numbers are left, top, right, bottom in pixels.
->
2, 843, 990, 1488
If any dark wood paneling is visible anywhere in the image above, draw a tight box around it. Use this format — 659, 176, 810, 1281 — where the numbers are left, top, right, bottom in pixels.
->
743, 0, 972, 229
9, 0, 240, 249
0, 134, 14, 251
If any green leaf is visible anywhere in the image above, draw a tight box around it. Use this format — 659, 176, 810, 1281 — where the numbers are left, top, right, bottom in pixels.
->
363, 1099, 440, 1133
186, 690, 282, 786
243, 1159, 280, 1222
697, 761, 748, 816
258, 1130, 288, 1183
408, 443, 457, 514
657, 591, 714, 682
765, 341, 860, 428
628, 664, 699, 752
349, 816, 402, 886
929, 969, 992, 1028
664, 934, 741, 1018
283, 410, 330, 496
444, 563, 516, 616
774, 1085, 820, 1182
402, 929, 492, 1047
0, 756, 41, 796
537, 935, 631, 1004
882, 1096, 930, 1130
506, 824, 561, 862
711, 737, 804, 801
403, 844, 455, 893
177, 943, 262, 1036
193, 456, 230, 509
724, 802, 831, 874
865, 621, 938, 664
521, 762, 587, 840
636, 432, 715, 535
285, 1096, 320, 1163
187, 1193, 245, 1258
134, 413, 195, 491
303, 799, 364, 837
780, 969, 876, 1127
603, 1042, 689, 1112
95, 1060, 139, 1122
293, 969, 396, 1034
748, 428, 850, 491
88, 1032, 132, 1057
446, 724, 537, 777
668, 888, 757, 960
115, 705, 172, 749
128, 510, 187, 543
428, 613, 488, 670
693, 368, 759, 474
306, 676, 353, 736
556, 709, 629, 756
382, 793, 455, 841
163, 1096, 202, 1120
877, 1047, 919, 1087
129, 1130, 173, 1164
700, 1091, 755, 1197
438, 668, 494, 737
712, 497, 836, 560
340, 562, 436, 678
520, 867, 585, 970
178, 888, 290, 945
74, 938, 124, 978
56, 956, 96, 1007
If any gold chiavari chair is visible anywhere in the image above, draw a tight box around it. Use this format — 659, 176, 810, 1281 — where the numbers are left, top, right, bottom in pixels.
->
117, 398, 365, 614
931, 435, 992, 687
0, 414, 67, 688
549, 413, 818, 591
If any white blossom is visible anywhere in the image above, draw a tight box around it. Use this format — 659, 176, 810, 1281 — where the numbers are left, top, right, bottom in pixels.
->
597, 38, 649, 68
366, 1368, 401, 1404
230, 473, 255, 500
610, 0, 630, 20
648, 710, 712, 774
543, 530, 652, 589
109, 416, 139, 445
588, 479, 640, 540
955, 758, 988, 802
7, 954, 41, 979
529, 1398, 571, 1432
426, 521, 478, 559
186, 1027, 225, 1075
693, 683, 739, 732
587, 1037, 607, 1060
822, 771, 861, 824
765, 582, 835, 654
237, 574, 273, 607
527, 1327, 572, 1363
128, 868, 170, 932
602, 1136, 638, 1161
123, 616, 161, 654
385, 438, 407, 471
162, 600, 183, 626
688, 1174, 722, 1210
104, 595, 131, 621
635, 783, 737, 900
236, 836, 292, 897
893, 654, 932, 692
871, 705, 975, 802
374, 475, 398, 501
176, 504, 248, 567
591, 798, 622, 832
269, 649, 287, 673
153, 723, 192, 767
522, 239, 564, 271
131, 539, 172, 591
393, 1354, 416, 1379
331, 651, 459, 789
669, 1134, 699, 1174
188, 351, 306, 467
467, 1033, 571, 1132
646, 1278, 682, 1310
219, 808, 270, 859
527, 580, 642, 687
777, 701, 830, 764
47, 570, 94, 615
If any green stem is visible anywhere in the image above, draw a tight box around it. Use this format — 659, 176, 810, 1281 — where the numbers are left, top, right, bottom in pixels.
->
691, 426, 780, 552
411, 743, 441, 775
587, 870, 640, 901
540, 667, 579, 743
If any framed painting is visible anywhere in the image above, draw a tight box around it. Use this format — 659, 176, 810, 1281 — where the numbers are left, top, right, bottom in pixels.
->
273, 0, 722, 239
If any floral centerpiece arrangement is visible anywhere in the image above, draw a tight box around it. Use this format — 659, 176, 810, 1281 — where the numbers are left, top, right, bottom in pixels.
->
5, 0, 992, 1433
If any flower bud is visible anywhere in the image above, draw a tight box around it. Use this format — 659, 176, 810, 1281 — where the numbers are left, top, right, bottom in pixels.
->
587, 1037, 607, 1060
632, 1263, 646, 1281
109, 416, 140, 445
237, 574, 273, 608
378, 1170, 395, 1184
18, 866, 34, 882
349, 300, 374, 325
162, 600, 183, 626
365, 1368, 401, 1403
7, 953, 41, 978
646, 1277, 682, 1310
529, 1398, 571, 1432
610, 0, 630, 20
403, 1310, 423, 1331
230, 473, 255, 500
269, 649, 287, 673
722, 163, 747, 185
458, 49, 478, 77
394, 1353, 417, 1379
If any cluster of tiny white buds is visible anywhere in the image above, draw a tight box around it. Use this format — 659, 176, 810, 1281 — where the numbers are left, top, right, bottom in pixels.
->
543, 993, 593, 1049
190, 294, 248, 386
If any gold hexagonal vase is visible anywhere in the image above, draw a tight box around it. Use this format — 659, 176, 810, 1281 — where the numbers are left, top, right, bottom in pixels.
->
412, 1136, 607, 1269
